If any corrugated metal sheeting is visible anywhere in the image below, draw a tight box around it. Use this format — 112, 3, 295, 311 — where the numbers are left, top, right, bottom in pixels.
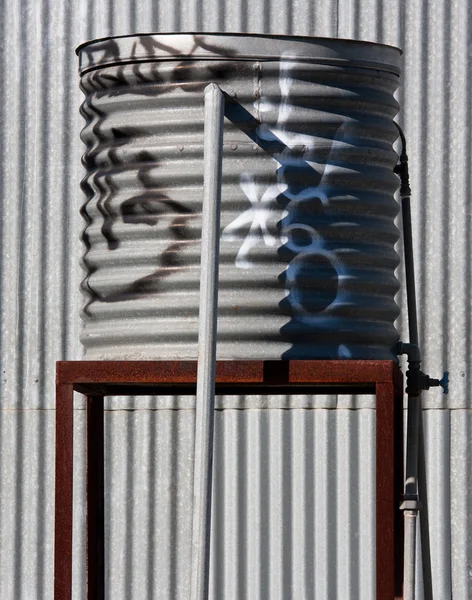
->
78, 34, 402, 361
0, 0, 471, 598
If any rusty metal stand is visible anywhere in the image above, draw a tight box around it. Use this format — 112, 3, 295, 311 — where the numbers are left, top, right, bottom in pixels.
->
54, 359, 404, 600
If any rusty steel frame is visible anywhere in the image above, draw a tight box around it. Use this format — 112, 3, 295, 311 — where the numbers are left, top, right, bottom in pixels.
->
54, 360, 404, 600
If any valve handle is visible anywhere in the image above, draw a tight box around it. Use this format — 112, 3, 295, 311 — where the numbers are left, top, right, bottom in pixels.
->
439, 371, 449, 395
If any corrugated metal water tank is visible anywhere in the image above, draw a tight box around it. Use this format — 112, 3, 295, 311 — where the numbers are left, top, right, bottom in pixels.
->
77, 33, 401, 360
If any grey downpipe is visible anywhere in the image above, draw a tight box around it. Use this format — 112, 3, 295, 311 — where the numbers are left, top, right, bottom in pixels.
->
400, 360, 422, 600
394, 124, 422, 600
395, 124, 447, 600
190, 84, 225, 600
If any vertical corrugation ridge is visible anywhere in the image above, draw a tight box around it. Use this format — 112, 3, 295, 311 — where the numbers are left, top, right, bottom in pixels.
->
415, 0, 430, 356
291, 409, 306, 598
59, 0, 74, 363
205, 0, 224, 32
12, 5, 29, 600
228, 412, 242, 598
450, 411, 472, 599
445, 0, 470, 411
421, 0, 448, 389
211, 409, 375, 599
249, 409, 264, 598
466, 0, 472, 415
124, 409, 135, 599
440, 0, 453, 381
36, 21, 52, 597
336, 410, 353, 598
282, 409, 293, 598
40, 0, 55, 402
133, 1, 153, 33
72, 409, 86, 600
359, 409, 375, 598
145, 407, 156, 600
106, 412, 124, 598
1, 413, 57, 599
314, 410, 336, 596
0, 1, 8, 590
209, 409, 222, 599
237, 409, 248, 597
107, 0, 114, 36
304, 408, 316, 594
0, 0, 5, 357
461, 1, 472, 583
336, 0, 355, 38
422, 411, 452, 598
350, 411, 360, 598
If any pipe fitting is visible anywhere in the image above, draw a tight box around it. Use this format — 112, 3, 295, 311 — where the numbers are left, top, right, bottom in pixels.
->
396, 341, 421, 363
396, 341, 449, 395
400, 496, 422, 511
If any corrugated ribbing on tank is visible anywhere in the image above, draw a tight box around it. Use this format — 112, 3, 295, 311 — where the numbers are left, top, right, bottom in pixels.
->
77, 33, 402, 360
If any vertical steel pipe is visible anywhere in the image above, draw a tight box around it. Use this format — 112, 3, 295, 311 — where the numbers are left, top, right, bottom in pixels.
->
400, 178, 421, 600
401, 195, 419, 348
190, 83, 225, 600
396, 124, 434, 600
395, 125, 429, 600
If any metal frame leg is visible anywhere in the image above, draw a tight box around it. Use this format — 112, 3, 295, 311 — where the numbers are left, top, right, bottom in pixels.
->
376, 382, 396, 600
394, 384, 405, 599
54, 383, 74, 600
54, 359, 403, 599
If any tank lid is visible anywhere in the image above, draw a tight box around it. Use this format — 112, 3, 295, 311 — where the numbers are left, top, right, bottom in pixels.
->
77, 32, 402, 77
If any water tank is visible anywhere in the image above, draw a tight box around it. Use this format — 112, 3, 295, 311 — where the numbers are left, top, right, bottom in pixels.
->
77, 33, 401, 360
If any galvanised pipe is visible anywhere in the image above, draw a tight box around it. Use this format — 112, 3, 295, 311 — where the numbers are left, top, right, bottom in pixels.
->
190, 84, 225, 600
395, 124, 431, 600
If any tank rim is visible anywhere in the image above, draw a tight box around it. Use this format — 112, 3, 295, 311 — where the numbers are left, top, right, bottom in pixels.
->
77, 32, 402, 54
76, 32, 402, 77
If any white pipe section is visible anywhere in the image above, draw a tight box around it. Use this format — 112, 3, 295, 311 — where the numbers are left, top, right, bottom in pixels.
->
403, 393, 421, 600
190, 83, 225, 600
404, 510, 418, 600
404, 395, 420, 498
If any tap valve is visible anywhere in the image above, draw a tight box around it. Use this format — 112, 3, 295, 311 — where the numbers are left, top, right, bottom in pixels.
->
424, 371, 449, 395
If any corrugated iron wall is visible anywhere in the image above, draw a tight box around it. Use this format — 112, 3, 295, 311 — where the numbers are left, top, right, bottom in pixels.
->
0, 0, 471, 598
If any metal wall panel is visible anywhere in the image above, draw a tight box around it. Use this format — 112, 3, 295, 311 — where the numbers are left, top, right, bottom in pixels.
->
450, 410, 472, 600
1, 0, 471, 598
0, 410, 56, 599
92, 407, 377, 600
